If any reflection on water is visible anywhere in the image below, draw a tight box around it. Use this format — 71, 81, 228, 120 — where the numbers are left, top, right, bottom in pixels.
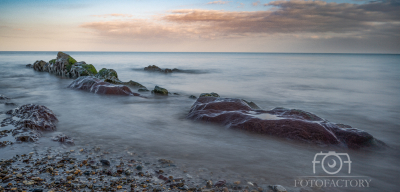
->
0, 52, 399, 191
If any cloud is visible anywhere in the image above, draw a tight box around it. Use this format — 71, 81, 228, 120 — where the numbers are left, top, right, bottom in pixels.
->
252, 1, 260, 6
238, 3, 245, 8
91, 14, 133, 18
81, 0, 400, 41
207, 1, 230, 4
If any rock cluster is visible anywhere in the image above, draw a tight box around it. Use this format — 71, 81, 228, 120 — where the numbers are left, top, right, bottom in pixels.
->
0, 104, 73, 146
31, 52, 147, 92
33, 52, 97, 77
188, 96, 384, 149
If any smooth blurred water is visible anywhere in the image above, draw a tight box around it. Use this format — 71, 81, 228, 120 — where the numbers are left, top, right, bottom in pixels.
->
0, 52, 399, 191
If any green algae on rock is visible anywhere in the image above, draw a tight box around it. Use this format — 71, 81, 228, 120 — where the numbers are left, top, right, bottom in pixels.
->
96, 68, 118, 79
151, 86, 169, 95
199, 92, 220, 97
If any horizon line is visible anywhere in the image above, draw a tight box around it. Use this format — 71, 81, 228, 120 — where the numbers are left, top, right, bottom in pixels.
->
0, 51, 399, 55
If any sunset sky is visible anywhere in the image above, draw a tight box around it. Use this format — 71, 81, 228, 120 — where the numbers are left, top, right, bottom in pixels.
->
0, 0, 399, 53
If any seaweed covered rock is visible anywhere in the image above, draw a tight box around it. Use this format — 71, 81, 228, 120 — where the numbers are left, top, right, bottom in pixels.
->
151, 86, 169, 95
70, 62, 98, 77
188, 97, 383, 149
68, 76, 140, 96
32, 51, 84, 77
96, 68, 118, 79
123, 80, 146, 88
199, 92, 220, 98
96, 68, 147, 89
0, 104, 59, 145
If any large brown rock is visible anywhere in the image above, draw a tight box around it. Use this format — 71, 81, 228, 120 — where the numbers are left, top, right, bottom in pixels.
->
187, 97, 383, 149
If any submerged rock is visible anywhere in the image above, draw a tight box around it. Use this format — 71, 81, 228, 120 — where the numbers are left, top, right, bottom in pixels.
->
0, 104, 59, 145
138, 88, 150, 92
5, 104, 58, 131
68, 76, 140, 96
144, 65, 179, 73
189, 95, 197, 99
0, 94, 10, 100
151, 86, 169, 95
199, 92, 220, 98
188, 97, 383, 149
52, 134, 74, 144
26, 64, 32, 68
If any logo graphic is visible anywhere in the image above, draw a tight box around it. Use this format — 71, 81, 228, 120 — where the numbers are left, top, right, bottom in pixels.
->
312, 151, 352, 175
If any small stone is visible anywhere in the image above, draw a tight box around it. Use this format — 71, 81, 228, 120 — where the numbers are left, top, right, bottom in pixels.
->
206, 180, 213, 189
223, 187, 229, 192
136, 165, 142, 171
100, 160, 110, 166
117, 185, 122, 189
234, 181, 241, 185
269, 185, 287, 192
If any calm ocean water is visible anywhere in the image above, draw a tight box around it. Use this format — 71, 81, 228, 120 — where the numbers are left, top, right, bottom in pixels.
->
0, 52, 399, 191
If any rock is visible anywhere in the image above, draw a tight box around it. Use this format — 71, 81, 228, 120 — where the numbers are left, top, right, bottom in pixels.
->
138, 88, 150, 92
189, 95, 197, 99
187, 97, 383, 149
0, 95, 9, 100
234, 181, 241, 185
206, 180, 213, 189
123, 80, 146, 88
26, 64, 32, 68
223, 187, 229, 192
214, 180, 226, 187
52, 134, 74, 144
15, 135, 38, 142
199, 92, 219, 97
69, 62, 98, 77
144, 65, 162, 72
151, 86, 168, 95
96, 68, 118, 79
32, 60, 47, 71
124, 169, 132, 175
100, 160, 110, 166
242, 99, 261, 109
4, 102, 16, 106
269, 185, 287, 192
5, 104, 58, 131
136, 165, 142, 171
158, 159, 173, 164
68, 76, 140, 96
46, 51, 78, 76
144, 65, 177, 73
1, 104, 57, 145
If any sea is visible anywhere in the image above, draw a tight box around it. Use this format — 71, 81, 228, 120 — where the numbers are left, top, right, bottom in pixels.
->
0, 52, 399, 191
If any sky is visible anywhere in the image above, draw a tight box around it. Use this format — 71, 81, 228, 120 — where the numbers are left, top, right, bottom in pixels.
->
0, 0, 399, 53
